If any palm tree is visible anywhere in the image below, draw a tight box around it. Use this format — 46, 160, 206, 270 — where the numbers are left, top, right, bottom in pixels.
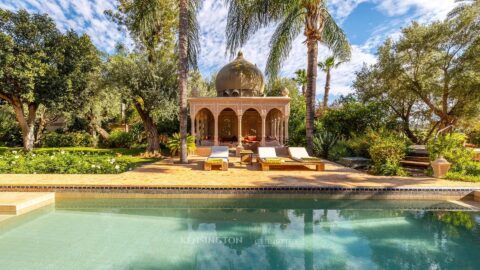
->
318, 56, 343, 111
225, 0, 351, 154
293, 69, 307, 96
178, 0, 200, 164
107, 0, 200, 159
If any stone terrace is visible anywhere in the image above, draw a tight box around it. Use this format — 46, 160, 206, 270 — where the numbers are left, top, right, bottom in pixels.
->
0, 156, 479, 190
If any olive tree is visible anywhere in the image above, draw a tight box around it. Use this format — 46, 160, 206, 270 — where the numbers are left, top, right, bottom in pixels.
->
105, 52, 178, 154
0, 9, 100, 150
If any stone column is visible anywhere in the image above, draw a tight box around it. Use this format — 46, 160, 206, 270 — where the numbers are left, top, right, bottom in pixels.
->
261, 115, 266, 146
276, 118, 280, 141
196, 116, 201, 145
284, 115, 289, 143
190, 116, 196, 144
214, 114, 219, 146
272, 118, 277, 138
237, 114, 243, 147
280, 118, 284, 145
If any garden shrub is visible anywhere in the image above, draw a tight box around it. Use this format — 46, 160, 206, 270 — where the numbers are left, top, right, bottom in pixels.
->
345, 133, 372, 158
0, 150, 150, 174
103, 131, 135, 148
427, 133, 474, 172
328, 141, 352, 161
368, 133, 407, 176
166, 133, 196, 156
321, 100, 387, 138
42, 132, 93, 147
467, 129, 480, 146
286, 121, 306, 147
0, 106, 22, 147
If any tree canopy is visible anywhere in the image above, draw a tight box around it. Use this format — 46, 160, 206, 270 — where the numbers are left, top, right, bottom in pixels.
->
0, 9, 100, 150
354, 9, 480, 142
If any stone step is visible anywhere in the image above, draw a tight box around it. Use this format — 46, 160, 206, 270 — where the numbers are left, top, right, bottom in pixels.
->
403, 156, 430, 162
0, 192, 55, 215
407, 145, 429, 157
400, 160, 430, 168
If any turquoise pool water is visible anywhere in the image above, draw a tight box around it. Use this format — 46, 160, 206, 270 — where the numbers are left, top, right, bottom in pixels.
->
0, 198, 479, 270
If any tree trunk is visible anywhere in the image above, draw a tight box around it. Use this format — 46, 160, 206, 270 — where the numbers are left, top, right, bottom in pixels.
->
95, 125, 110, 140
133, 100, 160, 154
144, 116, 160, 154
34, 109, 47, 146
302, 84, 306, 96
178, 0, 189, 164
305, 39, 318, 154
10, 98, 37, 151
87, 113, 110, 141
402, 122, 419, 144
323, 69, 331, 111
91, 128, 98, 148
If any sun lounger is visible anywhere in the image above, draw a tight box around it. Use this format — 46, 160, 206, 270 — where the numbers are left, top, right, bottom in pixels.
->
204, 146, 229, 171
288, 147, 325, 170
257, 147, 325, 171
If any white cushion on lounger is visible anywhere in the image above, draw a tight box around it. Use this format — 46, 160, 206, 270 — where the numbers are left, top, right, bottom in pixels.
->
288, 147, 311, 159
258, 147, 277, 159
210, 146, 229, 159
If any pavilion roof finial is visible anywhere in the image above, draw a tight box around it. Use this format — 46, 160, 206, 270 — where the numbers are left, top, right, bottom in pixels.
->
237, 51, 244, 59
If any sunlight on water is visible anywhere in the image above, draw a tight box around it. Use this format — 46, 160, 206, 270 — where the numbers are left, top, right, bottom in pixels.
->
0, 198, 479, 270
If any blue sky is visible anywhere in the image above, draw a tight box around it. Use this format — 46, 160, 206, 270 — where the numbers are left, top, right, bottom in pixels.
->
0, 0, 457, 98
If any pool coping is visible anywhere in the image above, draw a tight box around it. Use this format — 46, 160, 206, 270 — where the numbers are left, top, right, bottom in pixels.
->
1, 185, 479, 201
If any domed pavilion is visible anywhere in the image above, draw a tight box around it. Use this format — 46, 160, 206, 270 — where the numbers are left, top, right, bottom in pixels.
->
189, 52, 290, 153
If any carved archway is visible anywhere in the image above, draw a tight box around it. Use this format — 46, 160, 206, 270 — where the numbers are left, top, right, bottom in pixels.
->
218, 108, 239, 145
194, 108, 214, 145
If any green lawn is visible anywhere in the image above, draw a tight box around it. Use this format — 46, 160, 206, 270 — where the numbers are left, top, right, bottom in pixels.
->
446, 172, 480, 183
0, 147, 160, 174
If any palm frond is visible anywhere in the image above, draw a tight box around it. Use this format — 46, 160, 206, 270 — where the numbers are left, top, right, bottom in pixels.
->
265, 6, 303, 78
225, 0, 297, 56
321, 10, 351, 61
187, 0, 200, 69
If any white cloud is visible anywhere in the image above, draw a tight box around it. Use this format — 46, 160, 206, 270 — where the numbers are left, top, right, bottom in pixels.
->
328, 0, 369, 23
0, 0, 127, 53
2, 0, 459, 99
376, 0, 456, 21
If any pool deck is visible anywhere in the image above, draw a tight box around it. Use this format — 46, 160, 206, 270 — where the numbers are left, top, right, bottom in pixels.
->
0, 157, 478, 191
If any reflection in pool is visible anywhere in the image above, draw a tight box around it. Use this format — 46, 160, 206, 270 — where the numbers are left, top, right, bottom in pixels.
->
0, 198, 479, 270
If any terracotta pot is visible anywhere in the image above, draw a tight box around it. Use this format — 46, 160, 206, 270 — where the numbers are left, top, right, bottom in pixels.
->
431, 157, 451, 178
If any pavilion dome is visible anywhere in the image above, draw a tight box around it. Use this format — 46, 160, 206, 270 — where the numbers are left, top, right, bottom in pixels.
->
215, 52, 265, 97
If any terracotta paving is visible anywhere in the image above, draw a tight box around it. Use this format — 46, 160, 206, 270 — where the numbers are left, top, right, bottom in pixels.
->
0, 156, 479, 189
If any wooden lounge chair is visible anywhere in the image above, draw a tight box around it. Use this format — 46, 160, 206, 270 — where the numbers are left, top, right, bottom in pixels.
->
257, 147, 325, 171
257, 147, 284, 171
258, 147, 325, 171
204, 146, 229, 171
288, 147, 325, 171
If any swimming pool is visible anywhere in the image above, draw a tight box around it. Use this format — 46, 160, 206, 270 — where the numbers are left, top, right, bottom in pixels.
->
0, 197, 479, 269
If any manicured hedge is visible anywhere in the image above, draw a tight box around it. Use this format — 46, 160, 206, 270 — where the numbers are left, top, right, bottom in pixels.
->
0, 148, 158, 174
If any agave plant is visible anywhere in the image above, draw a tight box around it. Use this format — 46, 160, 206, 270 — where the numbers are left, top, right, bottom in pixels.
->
167, 133, 196, 157
313, 130, 341, 159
